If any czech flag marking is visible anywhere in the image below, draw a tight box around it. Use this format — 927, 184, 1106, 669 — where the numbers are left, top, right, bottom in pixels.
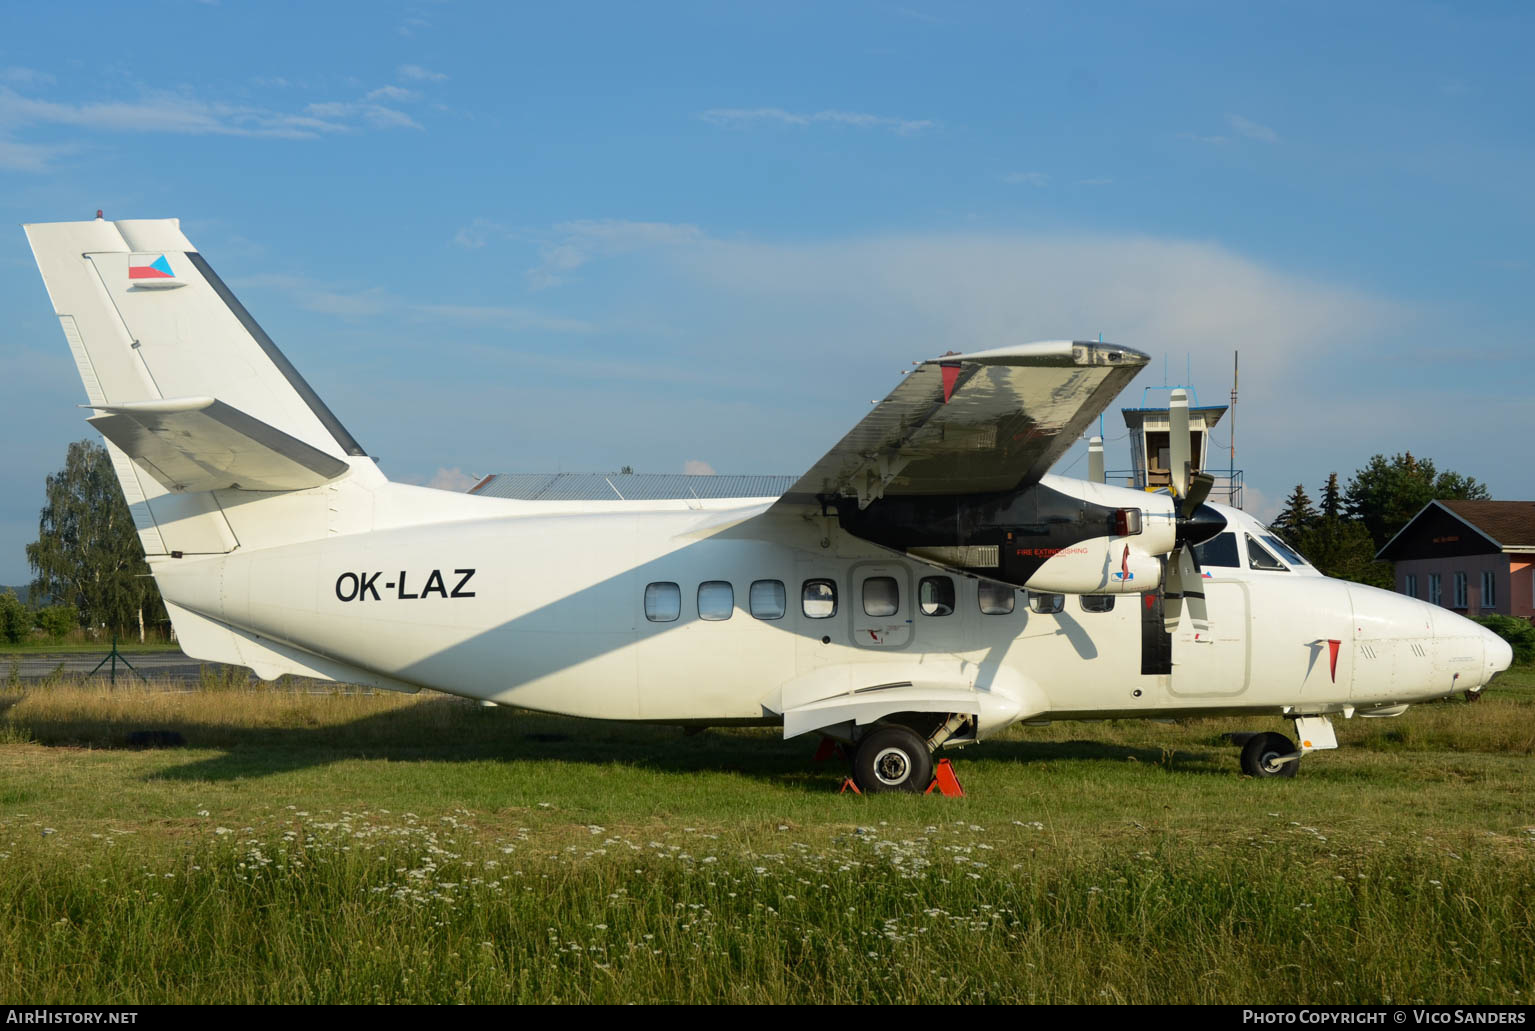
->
128, 255, 175, 281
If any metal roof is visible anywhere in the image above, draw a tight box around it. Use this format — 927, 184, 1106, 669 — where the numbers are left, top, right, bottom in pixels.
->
470, 472, 797, 501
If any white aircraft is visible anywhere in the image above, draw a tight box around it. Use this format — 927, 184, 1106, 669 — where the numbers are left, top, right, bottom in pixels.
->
22, 216, 1513, 792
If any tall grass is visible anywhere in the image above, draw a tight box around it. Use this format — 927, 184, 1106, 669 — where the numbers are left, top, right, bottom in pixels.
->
1, 671, 1532, 1003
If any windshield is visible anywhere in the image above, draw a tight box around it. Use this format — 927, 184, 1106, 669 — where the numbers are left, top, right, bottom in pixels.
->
1261, 530, 1309, 567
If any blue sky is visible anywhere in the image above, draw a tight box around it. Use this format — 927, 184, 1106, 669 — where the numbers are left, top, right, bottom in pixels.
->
2, 1, 1532, 583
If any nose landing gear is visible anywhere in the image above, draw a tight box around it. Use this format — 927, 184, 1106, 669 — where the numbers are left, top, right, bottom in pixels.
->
1240, 731, 1300, 778
1235, 714, 1338, 778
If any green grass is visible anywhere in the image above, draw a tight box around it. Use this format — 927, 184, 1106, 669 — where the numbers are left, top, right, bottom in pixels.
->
0, 640, 180, 654
1, 670, 1532, 1004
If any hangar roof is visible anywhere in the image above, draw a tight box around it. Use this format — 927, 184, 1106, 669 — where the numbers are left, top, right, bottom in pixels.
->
469, 472, 796, 502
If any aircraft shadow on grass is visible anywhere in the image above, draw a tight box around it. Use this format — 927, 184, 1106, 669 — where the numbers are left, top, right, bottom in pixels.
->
13, 695, 1223, 785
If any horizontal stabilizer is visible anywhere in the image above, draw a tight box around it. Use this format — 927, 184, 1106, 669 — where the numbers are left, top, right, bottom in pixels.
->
87, 396, 351, 493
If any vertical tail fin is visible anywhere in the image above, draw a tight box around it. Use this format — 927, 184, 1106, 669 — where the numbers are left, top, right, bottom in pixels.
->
24, 216, 380, 556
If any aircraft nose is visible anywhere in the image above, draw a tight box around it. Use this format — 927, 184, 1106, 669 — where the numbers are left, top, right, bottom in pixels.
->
1484, 626, 1513, 678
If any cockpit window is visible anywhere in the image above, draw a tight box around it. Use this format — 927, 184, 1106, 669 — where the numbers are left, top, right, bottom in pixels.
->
1245, 534, 1288, 571
1193, 532, 1240, 568
1261, 532, 1307, 567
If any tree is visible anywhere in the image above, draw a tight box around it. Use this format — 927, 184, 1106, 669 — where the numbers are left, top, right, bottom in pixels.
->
1268, 472, 1393, 589
26, 440, 165, 640
0, 590, 29, 644
1345, 452, 1490, 552
1270, 484, 1319, 539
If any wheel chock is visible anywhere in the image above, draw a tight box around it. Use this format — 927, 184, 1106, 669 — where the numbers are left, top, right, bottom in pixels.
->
838, 777, 862, 795
924, 758, 965, 797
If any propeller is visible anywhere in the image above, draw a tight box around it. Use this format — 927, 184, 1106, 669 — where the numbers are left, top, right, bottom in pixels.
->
1163, 389, 1223, 633
1088, 435, 1105, 484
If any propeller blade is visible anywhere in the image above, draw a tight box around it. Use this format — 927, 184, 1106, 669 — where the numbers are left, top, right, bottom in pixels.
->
1088, 436, 1105, 484
1163, 554, 1183, 633
1168, 388, 1190, 498
1181, 470, 1214, 519
1163, 545, 1210, 635
1180, 545, 1210, 633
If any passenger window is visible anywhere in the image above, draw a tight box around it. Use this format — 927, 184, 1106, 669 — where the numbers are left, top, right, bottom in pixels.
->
644, 582, 680, 622
1193, 532, 1240, 568
802, 579, 838, 619
698, 580, 733, 621
1245, 534, 1288, 571
919, 576, 955, 616
1080, 595, 1115, 613
749, 579, 786, 620
978, 581, 1015, 615
1029, 592, 1065, 614
863, 576, 899, 617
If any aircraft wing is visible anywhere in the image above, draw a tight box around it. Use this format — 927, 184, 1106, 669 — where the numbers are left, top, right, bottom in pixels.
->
777, 340, 1148, 509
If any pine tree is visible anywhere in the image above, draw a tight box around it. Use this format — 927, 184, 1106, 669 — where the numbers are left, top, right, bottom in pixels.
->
1270, 483, 1319, 539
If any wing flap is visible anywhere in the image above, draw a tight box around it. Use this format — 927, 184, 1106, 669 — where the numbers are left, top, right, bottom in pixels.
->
778, 340, 1147, 508
87, 396, 351, 493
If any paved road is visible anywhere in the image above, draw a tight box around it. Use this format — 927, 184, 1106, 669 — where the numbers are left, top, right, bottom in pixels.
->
4, 649, 239, 683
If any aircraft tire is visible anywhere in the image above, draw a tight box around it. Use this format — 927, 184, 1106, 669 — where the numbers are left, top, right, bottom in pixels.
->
1240, 731, 1299, 779
852, 725, 935, 794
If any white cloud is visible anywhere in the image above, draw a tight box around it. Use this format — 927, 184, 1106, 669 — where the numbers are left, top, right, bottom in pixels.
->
526, 219, 705, 289
427, 467, 479, 491
1003, 171, 1049, 186
398, 16, 432, 37
0, 138, 78, 172
366, 85, 418, 102
227, 274, 396, 318
1182, 115, 1279, 147
1, 67, 54, 86
416, 304, 596, 334
699, 107, 936, 135
1227, 113, 1278, 143
683, 460, 717, 476
399, 64, 448, 82
304, 100, 421, 130
452, 218, 502, 249
0, 86, 351, 139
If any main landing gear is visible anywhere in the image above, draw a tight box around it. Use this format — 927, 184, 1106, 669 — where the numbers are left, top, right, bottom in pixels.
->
1233, 714, 1338, 778
818, 717, 970, 795
851, 725, 935, 794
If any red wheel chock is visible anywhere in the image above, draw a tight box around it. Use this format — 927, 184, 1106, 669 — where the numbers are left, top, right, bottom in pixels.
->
838, 777, 862, 794
924, 758, 966, 797
813, 738, 843, 762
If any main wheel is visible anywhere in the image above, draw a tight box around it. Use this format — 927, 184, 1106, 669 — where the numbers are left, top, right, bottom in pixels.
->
852, 725, 935, 794
1240, 731, 1299, 778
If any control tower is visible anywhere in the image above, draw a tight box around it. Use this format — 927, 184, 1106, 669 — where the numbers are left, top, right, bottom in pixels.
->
1101, 386, 1244, 508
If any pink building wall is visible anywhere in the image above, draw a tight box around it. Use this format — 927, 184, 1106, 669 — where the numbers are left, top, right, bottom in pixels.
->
1394, 553, 1535, 619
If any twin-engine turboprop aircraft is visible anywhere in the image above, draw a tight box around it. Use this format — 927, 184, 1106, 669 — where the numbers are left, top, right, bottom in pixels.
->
23, 216, 1513, 792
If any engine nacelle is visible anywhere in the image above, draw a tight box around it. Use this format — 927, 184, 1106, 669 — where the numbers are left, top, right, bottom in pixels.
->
1023, 538, 1164, 594
835, 475, 1181, 591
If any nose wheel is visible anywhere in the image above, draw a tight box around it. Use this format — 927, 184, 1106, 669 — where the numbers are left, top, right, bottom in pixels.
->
1239, 731, 1300, 778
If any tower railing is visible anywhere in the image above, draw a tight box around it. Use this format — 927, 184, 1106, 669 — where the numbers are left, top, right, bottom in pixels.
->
1103, 469, 1243, 510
